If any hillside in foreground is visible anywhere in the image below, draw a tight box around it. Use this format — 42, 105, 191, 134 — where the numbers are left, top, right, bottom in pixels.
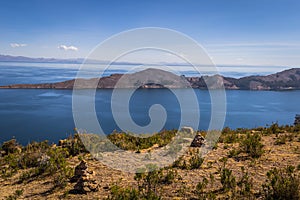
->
0, 124, 300, 199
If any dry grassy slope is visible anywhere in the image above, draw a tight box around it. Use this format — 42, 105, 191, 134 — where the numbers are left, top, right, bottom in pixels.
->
0, 132, 299, 200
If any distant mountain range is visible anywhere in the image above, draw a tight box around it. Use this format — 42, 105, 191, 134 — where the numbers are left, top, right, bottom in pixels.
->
0, 54, 144, 65
0, 54, 83, 63
0, 68, 300, 90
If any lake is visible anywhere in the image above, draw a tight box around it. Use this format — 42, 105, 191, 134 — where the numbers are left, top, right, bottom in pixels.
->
0, 62, 299, 144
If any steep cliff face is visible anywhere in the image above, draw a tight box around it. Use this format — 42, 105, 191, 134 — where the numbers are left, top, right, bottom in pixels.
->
0, 68, 300, 90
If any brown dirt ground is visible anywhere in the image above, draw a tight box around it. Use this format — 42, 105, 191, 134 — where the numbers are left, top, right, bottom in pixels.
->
0, 133, 299, 199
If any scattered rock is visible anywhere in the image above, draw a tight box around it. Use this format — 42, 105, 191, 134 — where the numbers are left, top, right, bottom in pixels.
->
71, 160, 99, 194
190, 134, 206, 147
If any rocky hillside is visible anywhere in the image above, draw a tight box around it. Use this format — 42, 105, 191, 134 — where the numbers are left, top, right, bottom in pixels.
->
0, 124, 299, 199
1, 68, 300, 90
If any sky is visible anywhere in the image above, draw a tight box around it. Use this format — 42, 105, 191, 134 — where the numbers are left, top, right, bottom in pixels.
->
0, 0, 300, 67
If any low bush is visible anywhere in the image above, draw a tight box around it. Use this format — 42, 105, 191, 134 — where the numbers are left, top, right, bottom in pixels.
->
219, 158, 236, 192
107, 185, 140, 200
237, 166, 254, 198
262, 166, 300, 200
58, 134, 87, 156
172, 150, 204, 170
1, 139, 22, 155
132, 164, 177, 199
219, 127, 240, 144
5, 189, 23, 200
240, 132, 264, 158
108, 130, 177, 151
275, 133, 294, 145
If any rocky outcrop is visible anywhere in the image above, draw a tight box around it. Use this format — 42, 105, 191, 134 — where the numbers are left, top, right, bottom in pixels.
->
1, 68, 300, 90
71, 160, 99, 194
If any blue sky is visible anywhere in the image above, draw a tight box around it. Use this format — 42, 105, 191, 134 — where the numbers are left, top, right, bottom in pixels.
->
0, 0, 300, 66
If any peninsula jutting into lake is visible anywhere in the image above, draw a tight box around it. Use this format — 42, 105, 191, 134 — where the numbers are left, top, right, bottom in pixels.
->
1, 67, 300, 90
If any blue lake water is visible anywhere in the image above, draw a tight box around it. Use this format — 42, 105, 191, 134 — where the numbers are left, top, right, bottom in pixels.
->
0, 62, 299, 144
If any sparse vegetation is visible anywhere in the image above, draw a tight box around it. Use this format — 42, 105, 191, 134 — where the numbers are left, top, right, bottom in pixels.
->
219, 127, 240, 143
107, 129, 177, 151
0, 124, 299, 199
5, 189, 23, 200
108, 164, 177, 200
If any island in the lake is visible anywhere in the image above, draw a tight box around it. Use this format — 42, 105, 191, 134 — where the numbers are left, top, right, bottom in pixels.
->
0, 67, 300, 90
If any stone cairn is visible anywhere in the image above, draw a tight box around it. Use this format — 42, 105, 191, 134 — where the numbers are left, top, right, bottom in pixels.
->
180, 126, 206, 147
190, 133, 206, 147
71, 160, 99, 194
295, 114, 300, 126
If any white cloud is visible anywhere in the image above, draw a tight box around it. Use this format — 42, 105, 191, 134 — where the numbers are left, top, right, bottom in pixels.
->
10, 43, 27, 48
58, 45, 78, 51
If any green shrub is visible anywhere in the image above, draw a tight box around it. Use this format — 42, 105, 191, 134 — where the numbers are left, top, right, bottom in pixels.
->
108, 130, 177, 151
189, 154, 204, 169
195, 177, 208, 199
219, 158, 236, 192
18, 168, 40, 183
220, 168, 236, 192
237, 167, 253, 198
5, 189, 23, 200
275, 134, 294, 145
172, 156, 188, 169
262, 166, 300, 200
58, 134, 87, 156
107, 185, 140, 200
1, 153, 20, 177
134, 164, 172, 199
53, 167, 73, 189
240, 132, 264, 158
293, 124, 300, 133
1, 139, 21, 155
161, 169, 177, 184
264, 122, 287, 135
172, 151, 204, 170
228, 149, 240, 158
219, 127, 240, 143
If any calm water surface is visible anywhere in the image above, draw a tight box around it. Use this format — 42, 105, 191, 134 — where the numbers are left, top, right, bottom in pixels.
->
0, 62, 299, 144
